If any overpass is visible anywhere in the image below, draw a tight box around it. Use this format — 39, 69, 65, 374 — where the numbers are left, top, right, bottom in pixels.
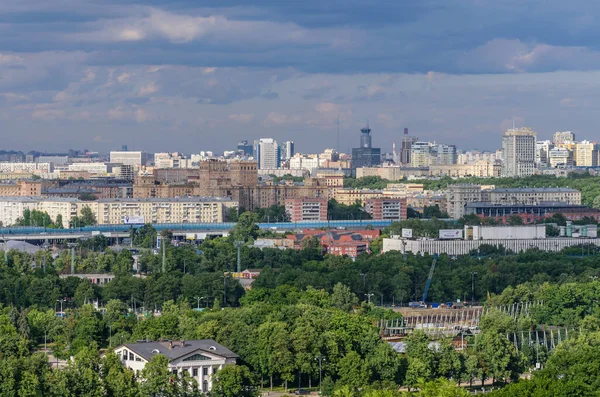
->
0, 219, 393, 243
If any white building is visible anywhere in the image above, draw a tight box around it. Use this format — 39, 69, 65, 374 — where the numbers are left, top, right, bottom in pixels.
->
114, 340, 238, 394
109, 151, 148, 169
254, 138, 280, 169
289, 154, 320, 175
68, 162, 108, 174
535, 140, 553, 167
0, 162, 53, 173
501, 127, 536, 177
548, 147, 572, 168
410, 142, 435, 167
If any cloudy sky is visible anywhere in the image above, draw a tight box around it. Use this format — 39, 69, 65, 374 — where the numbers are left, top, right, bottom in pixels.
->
1, 0, 600, 154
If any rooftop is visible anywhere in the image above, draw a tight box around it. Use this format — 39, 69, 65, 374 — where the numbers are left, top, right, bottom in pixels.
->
466, 201, 587, 209
491, 187, 579, 193
121, 339, 238, 362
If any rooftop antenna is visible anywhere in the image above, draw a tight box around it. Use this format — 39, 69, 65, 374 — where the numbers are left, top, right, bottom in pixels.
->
512, 118, 516, 130
336, 114, 340, 153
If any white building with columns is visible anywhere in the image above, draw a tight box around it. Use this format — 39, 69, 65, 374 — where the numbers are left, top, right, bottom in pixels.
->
114, 339, 238, 394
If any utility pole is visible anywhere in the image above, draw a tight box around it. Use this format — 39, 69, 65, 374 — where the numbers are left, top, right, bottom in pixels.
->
162, 233, 166, 273
234, 241, 244, 273
359, 272, 367, 289
42, 241, 49, 273
471, 272, 478, 305
222, 276, 227, 307
315, 355, 326, 395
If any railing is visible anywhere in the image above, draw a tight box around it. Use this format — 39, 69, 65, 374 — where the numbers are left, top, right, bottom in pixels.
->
0, 219, 394, 235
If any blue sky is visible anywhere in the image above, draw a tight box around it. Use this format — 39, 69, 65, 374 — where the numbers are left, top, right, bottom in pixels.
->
1, 0, 600, 153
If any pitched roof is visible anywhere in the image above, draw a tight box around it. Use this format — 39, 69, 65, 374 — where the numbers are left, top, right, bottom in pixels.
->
120, 339, 238, 362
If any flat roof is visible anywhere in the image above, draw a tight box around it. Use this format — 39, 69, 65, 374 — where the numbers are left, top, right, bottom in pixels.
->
466, 201, 586, 208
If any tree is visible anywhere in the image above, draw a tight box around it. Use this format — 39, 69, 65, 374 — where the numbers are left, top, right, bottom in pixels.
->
55, 214, 64, 229
476, 331, 521, 384
508, 215, 524, 226
331, 283, 359, 312
80, 206, 97, 226
231, 212, 259, 242
423, 205, 448, 219
211, 365, 258, 397
301, 236, 321, 250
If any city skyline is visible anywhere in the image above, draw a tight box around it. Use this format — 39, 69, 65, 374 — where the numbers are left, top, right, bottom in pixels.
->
3, 1, 600, 152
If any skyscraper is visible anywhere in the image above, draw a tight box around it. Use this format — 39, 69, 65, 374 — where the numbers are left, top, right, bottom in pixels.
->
254, 138, 281, 169
237, 140, 253, 156
501, 127, 536, 177
351, 125, 381, 176
435, 144, 457, 165
400, 128, 418, 165
279, 141, 295, 160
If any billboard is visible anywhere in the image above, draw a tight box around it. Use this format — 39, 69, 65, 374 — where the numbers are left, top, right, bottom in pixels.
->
123, 215, 144, 224
185, 233, 196, 241
156, 235, 161, 249
439, 229, 462, 239
401, 229, 413, 238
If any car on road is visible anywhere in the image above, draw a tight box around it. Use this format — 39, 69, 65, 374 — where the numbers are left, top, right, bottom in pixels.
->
294, 389, 309, 395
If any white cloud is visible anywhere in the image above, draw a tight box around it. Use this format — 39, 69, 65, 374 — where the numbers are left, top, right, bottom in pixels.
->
138, 82, 158, 96
263, 112, 301, 126
32, 108, 65, 120
117, 72, 132, 83
228, 113, 255, 123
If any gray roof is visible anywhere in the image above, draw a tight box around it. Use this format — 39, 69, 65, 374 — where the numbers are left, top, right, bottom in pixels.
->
491, 187, 579, 193
465, 201, 586, 209
6, 240, 41, 255
122, 339, 238, 362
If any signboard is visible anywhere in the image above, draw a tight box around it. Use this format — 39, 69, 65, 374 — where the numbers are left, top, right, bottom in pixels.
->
439, 229, 462, 239
123, 215, 145, 224
185, 233, 196, 241
156, 235, 162, 249
401, 229, 413, 238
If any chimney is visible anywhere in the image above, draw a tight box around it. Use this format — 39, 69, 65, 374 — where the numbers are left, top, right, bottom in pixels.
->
181, 340, 185, 347
169, 341, 173, 350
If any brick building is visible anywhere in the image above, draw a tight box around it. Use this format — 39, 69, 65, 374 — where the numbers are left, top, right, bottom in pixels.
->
285, 197, 328, 222
364, 197, 407, 220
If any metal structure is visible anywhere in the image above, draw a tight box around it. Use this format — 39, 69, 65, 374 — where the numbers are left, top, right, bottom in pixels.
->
67, 243, 78, 274
421, 253, 439, 303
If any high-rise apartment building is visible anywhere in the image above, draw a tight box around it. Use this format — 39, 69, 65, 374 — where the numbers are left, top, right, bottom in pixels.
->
410, 142, 434, 167
400, 128, 418, 165
279, 141, 295, 161
553, 131, 575, 145
575, 140, 598, 167
254, 138, 281, 169
435, 144, 457, 165
285, 197, 328, 222
351, 126, 381, 176
501, 127, 536, 177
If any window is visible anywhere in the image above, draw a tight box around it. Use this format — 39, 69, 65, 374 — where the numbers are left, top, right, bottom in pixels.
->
129, 352, 134, 361
172, 370, 178, 376
193, 368, 198, 377
203, 381, 208, 392
203, 367, 208, 376
183, 354, 211, 361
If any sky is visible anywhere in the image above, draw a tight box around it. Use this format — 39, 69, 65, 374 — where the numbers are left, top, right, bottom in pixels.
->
2, 0, 600, 154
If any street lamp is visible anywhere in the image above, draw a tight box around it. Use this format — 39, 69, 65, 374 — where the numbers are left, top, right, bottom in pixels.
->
359, 272, 367, 289
365, 293, 374, 304
56, 299, 65, 313
315, 355, 326, 395
194, 296, 202, 309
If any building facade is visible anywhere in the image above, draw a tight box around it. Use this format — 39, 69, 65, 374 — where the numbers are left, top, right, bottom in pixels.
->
254, 138, 280, 169
115, 340, 237, 394
351, 126, 381, 176
109, 151, 148, 169
285, 197, 328, 222
501, 127, 536, 177
364, 197, 407, 220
